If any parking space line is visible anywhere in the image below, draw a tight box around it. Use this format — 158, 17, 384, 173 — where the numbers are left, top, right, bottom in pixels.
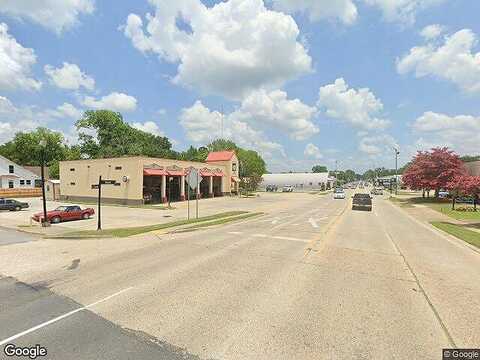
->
228, 231, 243, 235
273, 236, 309, 243
0, 287, 133, 346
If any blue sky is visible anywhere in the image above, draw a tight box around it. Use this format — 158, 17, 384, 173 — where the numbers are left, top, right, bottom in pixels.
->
0, 0, 479, 173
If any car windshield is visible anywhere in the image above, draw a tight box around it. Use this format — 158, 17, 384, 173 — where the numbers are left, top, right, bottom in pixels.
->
54, 206, 68, 212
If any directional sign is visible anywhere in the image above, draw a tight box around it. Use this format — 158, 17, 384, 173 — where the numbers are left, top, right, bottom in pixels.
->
100, 179, 117, 185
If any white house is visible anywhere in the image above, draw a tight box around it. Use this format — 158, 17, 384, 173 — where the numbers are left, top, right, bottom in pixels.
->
261, 172, 333, 191
0, 155, 40, 189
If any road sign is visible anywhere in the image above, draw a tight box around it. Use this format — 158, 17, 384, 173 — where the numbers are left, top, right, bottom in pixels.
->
100, 179, 117, 185
186, 168, 202, 189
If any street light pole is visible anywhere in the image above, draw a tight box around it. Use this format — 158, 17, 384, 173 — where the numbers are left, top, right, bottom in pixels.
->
394, 148, 400, 195
39, 140, 49, 227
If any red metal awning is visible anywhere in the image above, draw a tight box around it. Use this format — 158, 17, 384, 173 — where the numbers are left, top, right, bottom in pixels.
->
167, 170, 185, 176
144, 168, 167, 176
213, 171, 225, 177
200, 169, 215, 177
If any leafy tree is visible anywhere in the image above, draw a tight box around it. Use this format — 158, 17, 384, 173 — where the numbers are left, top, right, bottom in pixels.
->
207, 139, 238, 152
0, 127, 67, 166
312, 165, 328, 173
447, 175, 480, 210
179, 146, 209, 162
403, 147, 466, 197
76, 110, 175, 159
460, 155, 480, 163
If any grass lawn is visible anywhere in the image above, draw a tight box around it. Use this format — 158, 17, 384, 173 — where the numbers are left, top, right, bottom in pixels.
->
389, 196, 480, 221
53, 210, 253, 238
431, 222, 480, 249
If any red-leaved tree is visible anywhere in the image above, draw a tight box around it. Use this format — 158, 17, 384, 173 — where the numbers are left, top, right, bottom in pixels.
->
447, 175, 480, 210
403, 147, 466, 197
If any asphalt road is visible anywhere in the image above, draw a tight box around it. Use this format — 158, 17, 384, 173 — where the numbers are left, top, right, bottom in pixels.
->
0, 228, 36, 246
0, 192, 479, 359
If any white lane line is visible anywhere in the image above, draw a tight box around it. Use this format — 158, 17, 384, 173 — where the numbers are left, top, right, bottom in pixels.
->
0, 287, 133, 346
317, 217, 329, 221
308, 218, 319, 228
273, 236, 309, 243
253, 234, 268, 238
228, 231, 243, 235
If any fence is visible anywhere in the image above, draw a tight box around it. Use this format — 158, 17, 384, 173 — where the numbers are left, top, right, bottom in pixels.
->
0, 188, 42, 198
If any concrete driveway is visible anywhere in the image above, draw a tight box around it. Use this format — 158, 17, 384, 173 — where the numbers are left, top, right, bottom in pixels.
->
0, 192, 324, 235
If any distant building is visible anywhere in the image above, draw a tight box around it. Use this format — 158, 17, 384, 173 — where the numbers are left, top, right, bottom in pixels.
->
464, 160, 480, 176
261, 172, 332, 191
0, 155, 40, 189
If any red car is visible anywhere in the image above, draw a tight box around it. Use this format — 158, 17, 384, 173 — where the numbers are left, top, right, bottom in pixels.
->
32, 205, 95, 224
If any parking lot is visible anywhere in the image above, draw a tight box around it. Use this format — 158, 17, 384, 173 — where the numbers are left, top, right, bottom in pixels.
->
0, 192, 322, 235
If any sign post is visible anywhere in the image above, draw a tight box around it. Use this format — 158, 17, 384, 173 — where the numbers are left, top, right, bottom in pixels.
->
92, 177, 119, 231
185, 167, 203, 220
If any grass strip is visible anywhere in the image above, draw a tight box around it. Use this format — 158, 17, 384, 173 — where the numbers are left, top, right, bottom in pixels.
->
181, 212, 264, 230
54, 211, 249, 238
431, 222, 480, 249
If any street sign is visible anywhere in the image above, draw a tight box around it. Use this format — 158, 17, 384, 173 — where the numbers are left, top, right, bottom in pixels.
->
100, 179, 117, 185
91, 184, 99, 189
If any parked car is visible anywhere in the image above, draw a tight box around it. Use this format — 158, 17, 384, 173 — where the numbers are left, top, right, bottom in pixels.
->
266, 184, 278, 192
352, 193, 372, 211
0, 198, 29, 211
455, 196, 475, 205
32, 205, 95, 224
333, 188, 346, 199
282, 185, 294, 192
438, 190, 450, 199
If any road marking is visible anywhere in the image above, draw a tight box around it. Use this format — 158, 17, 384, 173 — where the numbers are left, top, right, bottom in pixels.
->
0, 287, 133, 346
228, 231, 243, 235
253, 234, 268, 238
308, 218, 319, 228
271, 218, 279, 224
317, 217, 329, 221
273, 236, 309, 243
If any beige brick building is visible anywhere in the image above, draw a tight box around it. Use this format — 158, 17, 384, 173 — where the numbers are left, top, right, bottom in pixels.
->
465, 160, 480, 176
59, 151, 239, 205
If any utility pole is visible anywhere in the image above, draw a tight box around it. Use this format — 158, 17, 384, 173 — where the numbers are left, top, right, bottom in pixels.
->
39, 140, 49, 227
394, 148, 400, 195
97, 175, 102, 230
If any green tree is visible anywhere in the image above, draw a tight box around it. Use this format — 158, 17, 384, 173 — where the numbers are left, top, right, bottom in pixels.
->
179, 146, 209, 162
312, 165, 328, 173
76, 110, 175, 159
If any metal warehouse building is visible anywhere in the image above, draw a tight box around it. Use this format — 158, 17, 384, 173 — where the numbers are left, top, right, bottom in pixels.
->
260, 172, 333, 191
59, 151, 239, 205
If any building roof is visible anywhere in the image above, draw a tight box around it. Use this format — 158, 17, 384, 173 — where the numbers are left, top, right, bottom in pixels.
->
206, 151, 235, 162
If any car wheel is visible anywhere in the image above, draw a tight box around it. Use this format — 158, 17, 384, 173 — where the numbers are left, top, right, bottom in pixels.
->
51, 216, 61, 224
82, 213, 90, 220
15, 206, 21, 211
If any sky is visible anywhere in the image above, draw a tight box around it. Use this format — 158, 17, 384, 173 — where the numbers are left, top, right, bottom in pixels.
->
0, 0, 479, 173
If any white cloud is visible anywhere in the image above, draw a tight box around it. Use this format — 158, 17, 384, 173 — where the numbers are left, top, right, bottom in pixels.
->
364, 0, 445, 25
44, 62, 95, 91
52, 103, 83, 119
304, 143, 323, 159
317, 78, 390, 130
412, 111, 480, 154
0, 96, 44, 143
179, 100, 285, 159
82, 92, 137, 112
0, 22, 41, 91
420, 24, 445, 40
230, 89, 318, 140
0, 0, 95, 34
397, 29, 480, 94
123, 0, 312, 99
270, 0, 357, 25
358, 134, 398, 156
132, 121, 165, 137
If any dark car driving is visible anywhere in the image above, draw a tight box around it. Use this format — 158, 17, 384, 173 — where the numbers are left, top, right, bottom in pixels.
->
0, 198, 29, 211
352, 193, 372, 211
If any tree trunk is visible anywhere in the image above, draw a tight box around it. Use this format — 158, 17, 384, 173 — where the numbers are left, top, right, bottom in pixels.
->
452, 197, 456, 211
434, 188, 439, 198
422, 189, 425, 198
